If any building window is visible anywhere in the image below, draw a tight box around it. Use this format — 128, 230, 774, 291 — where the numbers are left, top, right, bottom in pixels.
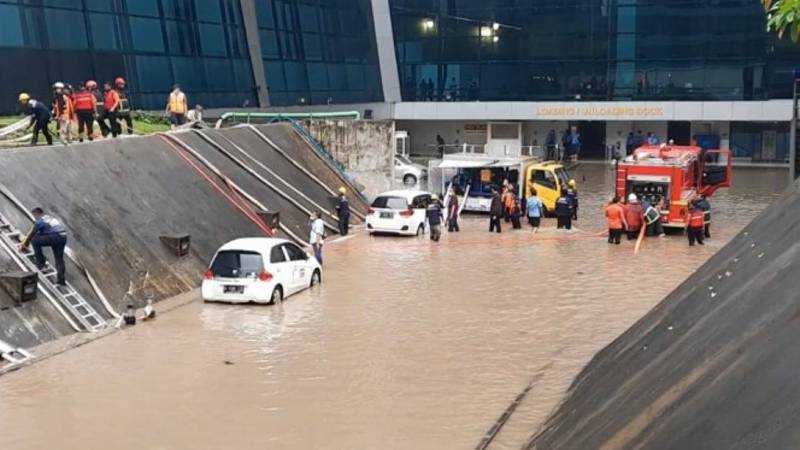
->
130, 17, 165, 52
0, 4, 24, 47
44, 8, 88, 50
90, 13, 121, 50
127, 0, 160, 17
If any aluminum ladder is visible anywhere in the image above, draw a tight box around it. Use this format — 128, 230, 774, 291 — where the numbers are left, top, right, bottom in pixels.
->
0, 213, 106, 332
0, 338, 32, 365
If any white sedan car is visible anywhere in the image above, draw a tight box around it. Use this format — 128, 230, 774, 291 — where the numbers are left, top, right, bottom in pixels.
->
395, 155, 427, 186
366, 190, 432, 236
202, 238, 321, 304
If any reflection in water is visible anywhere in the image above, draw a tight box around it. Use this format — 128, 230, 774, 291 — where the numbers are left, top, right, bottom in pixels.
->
0, 166, 784, 450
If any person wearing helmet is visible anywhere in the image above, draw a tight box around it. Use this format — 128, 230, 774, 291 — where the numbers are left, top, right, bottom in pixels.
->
334, 186, 350, 236
19, 93, 53, 146
102, 81, 121, 137
566, 179, 579, 221
165, 84, 188, 129
86, 80, 109, 137
114, 77, 133, 135
425, 194, 443, 242
72, 84, 97, 142
624, 193, 644, 240
51, 82, 74, 145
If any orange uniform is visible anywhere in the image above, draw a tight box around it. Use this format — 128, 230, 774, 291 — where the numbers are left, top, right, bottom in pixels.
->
605, 203, 626, 230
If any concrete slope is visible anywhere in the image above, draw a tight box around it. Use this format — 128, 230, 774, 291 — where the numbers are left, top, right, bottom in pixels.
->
0, 136, 268, 316
0, 254, 75, 348
528, 184, 800, 449
249, 123, 369, 218
195, 128, 342, 230
167, 131, 311, 242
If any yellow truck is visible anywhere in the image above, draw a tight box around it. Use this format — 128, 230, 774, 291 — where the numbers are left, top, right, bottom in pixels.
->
524, 161, 573, 214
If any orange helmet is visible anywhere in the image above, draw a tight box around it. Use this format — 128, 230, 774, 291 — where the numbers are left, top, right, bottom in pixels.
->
115, 77, 126, 88
85, 80, 97, 90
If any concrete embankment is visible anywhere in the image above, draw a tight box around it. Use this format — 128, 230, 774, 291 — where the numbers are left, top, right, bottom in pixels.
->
527, 183, 800, 449
0, 123, 367, 354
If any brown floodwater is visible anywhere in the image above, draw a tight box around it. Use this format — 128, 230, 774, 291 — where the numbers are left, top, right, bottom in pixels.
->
0, 166, 786, 450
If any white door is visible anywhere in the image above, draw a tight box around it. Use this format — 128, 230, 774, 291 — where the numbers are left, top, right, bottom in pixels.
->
283, 243, 311, 292
268, 244, 293, 294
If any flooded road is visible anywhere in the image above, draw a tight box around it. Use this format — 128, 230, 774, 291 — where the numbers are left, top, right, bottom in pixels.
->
0, 166, 786, 450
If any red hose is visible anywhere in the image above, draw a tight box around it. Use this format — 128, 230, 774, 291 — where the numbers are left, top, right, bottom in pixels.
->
158, 134, 276, 236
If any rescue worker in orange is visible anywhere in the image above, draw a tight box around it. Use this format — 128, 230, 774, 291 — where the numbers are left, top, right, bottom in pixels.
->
114, 77, 134, 135
502, 184, 516, 223
87, 80, 108, 137
624, 193, 644, 240
605, 194, 627, 245
102, 82, 121, 137
687, 199, 706, 246
72, 82, 97, 142
51, 82, 74, 145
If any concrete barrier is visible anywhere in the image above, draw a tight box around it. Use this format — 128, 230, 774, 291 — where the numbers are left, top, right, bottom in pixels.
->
527, 183, 800, 449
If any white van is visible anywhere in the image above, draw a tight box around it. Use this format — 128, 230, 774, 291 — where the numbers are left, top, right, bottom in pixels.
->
202, 238, 321, 304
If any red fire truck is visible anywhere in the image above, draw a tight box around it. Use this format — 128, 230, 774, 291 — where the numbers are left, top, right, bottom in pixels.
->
616, 144, 732, 229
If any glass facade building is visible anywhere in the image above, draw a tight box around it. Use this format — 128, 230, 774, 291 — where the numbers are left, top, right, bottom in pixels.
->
0, 0, 258, 111
254, 0, 383, 106
389, 0, 800, 102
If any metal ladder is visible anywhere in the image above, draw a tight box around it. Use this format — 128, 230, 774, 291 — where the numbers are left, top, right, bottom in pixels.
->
0, 338, 32, 365
0, 214, 106, 332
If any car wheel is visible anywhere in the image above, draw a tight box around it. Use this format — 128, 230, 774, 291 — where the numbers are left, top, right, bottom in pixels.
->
270, 286, 283, 305
310, 269, 321, 287
403, 174, 417, 186
416, 224, 424, 236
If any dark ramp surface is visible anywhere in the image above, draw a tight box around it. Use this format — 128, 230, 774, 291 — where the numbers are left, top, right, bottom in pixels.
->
169, 131, 306, 241
528, 184, 800, 450
197, 129, 340, 230
0, 136, 267, 314
250, 123, 369, 218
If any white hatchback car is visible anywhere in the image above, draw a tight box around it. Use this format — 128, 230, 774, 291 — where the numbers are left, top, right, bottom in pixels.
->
202, 238, 321, 304
366, 190, 432, 236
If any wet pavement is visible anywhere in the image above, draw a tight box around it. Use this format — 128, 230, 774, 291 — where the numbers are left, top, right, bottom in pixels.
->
0, 165, 786, 450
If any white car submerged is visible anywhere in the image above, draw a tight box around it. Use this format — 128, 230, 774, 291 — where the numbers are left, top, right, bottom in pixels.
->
366, 190, 432, 236
202, 238, 321, 304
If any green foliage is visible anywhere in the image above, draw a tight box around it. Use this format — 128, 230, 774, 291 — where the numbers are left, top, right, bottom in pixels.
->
764, 0, 800, 42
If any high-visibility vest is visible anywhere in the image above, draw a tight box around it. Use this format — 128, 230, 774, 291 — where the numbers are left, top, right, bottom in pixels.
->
168, 91, 187, 114
688, 209, 705, 228
73, 91, 96, 112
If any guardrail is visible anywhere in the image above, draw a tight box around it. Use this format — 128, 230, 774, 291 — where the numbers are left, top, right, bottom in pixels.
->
214, 111, 360, 129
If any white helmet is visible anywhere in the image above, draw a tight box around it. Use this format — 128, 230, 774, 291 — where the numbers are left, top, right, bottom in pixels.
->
628, 193, 638, 202
53, 82, 65, 89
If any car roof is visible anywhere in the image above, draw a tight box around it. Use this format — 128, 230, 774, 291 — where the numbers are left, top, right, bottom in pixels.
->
218, 237, 292, 253
375, 189, 430, 200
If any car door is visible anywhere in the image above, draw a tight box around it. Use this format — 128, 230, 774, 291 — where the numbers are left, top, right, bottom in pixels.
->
411, 194, 432, 227
283, 243, 311, 292
269, 244, 293, 293
531, 169, 560, 212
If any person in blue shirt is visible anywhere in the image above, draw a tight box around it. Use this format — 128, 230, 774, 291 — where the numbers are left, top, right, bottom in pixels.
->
526, 189, 543, 233
18, 93, 53, 146
335, 187, 350, 236
566, 179, 579, 221
19, 207, 68, 285
425, 195, 444, 242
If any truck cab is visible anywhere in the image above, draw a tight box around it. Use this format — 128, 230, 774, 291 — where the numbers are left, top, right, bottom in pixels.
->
524, 162, 572, 214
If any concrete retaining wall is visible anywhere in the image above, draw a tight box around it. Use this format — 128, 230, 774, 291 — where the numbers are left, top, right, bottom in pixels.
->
302, 119, 394, 198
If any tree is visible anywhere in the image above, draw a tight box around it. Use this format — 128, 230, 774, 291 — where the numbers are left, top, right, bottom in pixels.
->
764, 0, 800, 41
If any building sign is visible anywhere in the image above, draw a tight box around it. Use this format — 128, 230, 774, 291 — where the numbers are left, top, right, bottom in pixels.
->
464, 123, 488, 134
536, 105, 665, 120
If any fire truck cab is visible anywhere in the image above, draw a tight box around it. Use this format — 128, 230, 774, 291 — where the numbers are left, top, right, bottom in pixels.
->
616, 144, 732, 229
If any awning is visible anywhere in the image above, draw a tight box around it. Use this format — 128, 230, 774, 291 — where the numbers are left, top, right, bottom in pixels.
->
437, 159, 496, 169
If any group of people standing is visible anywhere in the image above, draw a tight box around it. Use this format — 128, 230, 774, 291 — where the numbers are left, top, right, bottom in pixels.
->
487, 181, 579, 234
18, 77, 133, 145
604, 193, 710, 246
